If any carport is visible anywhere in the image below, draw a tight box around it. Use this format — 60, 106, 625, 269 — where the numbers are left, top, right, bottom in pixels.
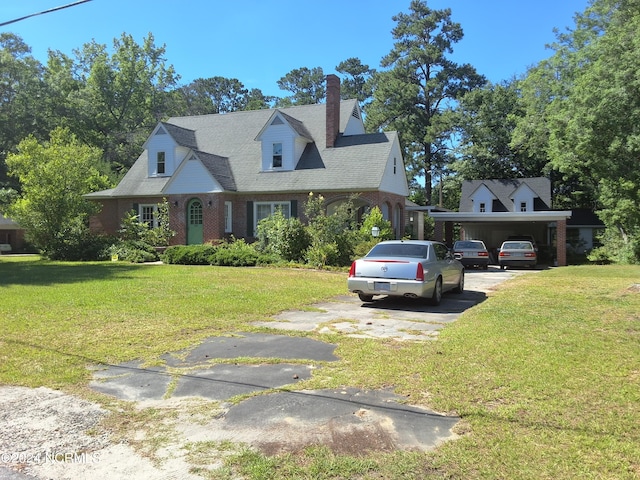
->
428, 210, 573, 266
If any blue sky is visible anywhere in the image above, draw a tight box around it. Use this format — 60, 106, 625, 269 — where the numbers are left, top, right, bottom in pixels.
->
3, 1, 588, 97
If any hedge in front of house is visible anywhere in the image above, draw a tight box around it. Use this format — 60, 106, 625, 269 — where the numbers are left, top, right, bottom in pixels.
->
161, 240, 275, 266
161, 244, 218, 265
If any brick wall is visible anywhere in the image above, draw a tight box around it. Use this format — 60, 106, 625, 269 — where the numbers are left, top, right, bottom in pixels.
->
90, 190, 408, 245
556, 218, 567, 266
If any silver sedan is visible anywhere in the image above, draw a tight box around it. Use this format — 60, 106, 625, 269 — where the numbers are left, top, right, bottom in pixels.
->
348, 240, 465, 304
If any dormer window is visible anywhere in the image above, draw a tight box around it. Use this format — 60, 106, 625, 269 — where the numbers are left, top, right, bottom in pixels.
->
157, 151, 166, 175
520, 202, 527, 212
272, 143, 282, 168
480, 202, 486, 213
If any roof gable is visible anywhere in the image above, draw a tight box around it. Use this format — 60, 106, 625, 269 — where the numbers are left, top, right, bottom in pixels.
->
164, 153, 223, 194
255, 110, 313, 142
460, 178, 551, 212
96, 98, 407, 198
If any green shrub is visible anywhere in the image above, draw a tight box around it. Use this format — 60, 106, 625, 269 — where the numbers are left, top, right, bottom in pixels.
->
304, 193, 357, 267
209, 239, 259, 266
161, 244, 217, 265
108, 240, 159, 263
161, 240, 272, 267
256, 210, 310, 262
353, 239, 378, 259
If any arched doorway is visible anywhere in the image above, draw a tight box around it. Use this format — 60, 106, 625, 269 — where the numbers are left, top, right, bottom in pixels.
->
187, 199, 203, 244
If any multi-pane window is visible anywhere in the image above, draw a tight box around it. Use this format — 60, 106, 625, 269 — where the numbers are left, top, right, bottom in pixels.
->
520, 202, 527, 212
190, 201, 203, 225
272, 143, 282, 168
157, 151, 166, 174
255, 202, 290, 233
479, 202, 486, 213
140, 205, 157, 228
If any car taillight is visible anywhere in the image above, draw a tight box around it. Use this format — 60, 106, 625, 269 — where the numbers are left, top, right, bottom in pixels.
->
454, 251, 463, 257
525, 252, 536, 258
348, 261, 356, 277
478, 251, 489, 257
499, 251, 509, 257
416, 263, 424, 281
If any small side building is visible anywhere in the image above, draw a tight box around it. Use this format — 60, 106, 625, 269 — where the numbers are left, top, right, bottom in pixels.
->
428, 178, 573, 266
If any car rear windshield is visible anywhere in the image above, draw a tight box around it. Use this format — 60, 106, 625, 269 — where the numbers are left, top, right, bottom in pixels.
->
367, 243, 429, 259
502, 242, 534, 250
455, 241, 485, 249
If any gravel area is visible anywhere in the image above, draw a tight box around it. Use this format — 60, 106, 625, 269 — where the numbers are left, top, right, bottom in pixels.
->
0, 386, 202, 480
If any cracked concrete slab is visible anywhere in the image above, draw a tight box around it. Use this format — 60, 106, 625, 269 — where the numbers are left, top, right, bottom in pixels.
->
87, 269, 526, 456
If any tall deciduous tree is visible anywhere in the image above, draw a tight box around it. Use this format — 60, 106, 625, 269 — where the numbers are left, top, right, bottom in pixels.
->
454, 80, 549, 180
546, 0, 640, 262
0, 34, 49, 188
51, 33, 179, 172
365, 1, 485, 202
177, 76, 249, 115
5, 128, 112, 258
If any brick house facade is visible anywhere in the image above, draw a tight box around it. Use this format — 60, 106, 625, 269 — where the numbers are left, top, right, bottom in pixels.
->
87, 75, 409, 243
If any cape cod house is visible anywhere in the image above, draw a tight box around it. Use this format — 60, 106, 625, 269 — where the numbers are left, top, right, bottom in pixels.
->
427, 178, 573, 266
87, 75, 409, 244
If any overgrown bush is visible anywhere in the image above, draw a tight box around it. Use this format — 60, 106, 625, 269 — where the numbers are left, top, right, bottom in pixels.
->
256, 209, 310, 262
359, 206, 394, 241
108, 240, 158, 263
303, 193, 358, 267
110, 199, 176, 263
209, 238, 260, 266
588, 232, 640, 264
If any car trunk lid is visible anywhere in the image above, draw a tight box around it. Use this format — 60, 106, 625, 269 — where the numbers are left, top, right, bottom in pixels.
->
354, 258, 422, 280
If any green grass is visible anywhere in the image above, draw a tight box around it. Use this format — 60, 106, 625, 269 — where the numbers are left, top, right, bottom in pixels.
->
1, 256, 639, 479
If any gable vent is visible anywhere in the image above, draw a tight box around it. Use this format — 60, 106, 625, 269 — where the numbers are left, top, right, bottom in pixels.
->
271, 117, 284, 125
351, 105, 360, 120
155, 126, 167, 135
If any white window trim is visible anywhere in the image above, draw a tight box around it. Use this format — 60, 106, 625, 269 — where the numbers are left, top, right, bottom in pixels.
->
139, 204, 158, 228
156, 151, 166, 175
224, 201, 232, 233
254, 201, 291, 234
272, 142, 283, 169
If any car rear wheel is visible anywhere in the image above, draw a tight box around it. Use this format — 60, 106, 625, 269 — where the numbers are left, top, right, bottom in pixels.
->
428, 277, 443, 306
358, 293, 374, 302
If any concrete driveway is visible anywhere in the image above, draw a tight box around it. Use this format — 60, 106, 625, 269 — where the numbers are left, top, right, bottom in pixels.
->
86, 267, 527, 457
257, 266, 528, 340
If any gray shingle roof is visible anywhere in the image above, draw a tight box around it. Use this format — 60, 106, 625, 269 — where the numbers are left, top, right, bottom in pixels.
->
459, 178, 551, 212
161, 122, 197, 150
196, 151, 236, 191
94, 100, 400, 198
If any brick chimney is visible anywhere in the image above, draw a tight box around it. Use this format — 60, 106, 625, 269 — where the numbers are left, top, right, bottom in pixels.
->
326, 74, 340, 148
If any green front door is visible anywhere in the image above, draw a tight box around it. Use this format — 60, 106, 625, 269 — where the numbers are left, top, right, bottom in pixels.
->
187, 199, 203, 244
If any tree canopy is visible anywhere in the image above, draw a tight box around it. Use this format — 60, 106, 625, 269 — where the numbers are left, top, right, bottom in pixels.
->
1, 0, 639, 262
5, 128, 112, 258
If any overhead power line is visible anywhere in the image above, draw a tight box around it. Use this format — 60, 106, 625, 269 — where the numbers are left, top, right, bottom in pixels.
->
0, 0, 93, 28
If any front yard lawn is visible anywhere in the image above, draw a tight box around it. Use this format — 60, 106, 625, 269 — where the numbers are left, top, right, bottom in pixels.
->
1, 256, 638, 479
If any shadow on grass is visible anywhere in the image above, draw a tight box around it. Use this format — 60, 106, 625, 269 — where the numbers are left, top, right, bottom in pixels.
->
0, 258, 145, 287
